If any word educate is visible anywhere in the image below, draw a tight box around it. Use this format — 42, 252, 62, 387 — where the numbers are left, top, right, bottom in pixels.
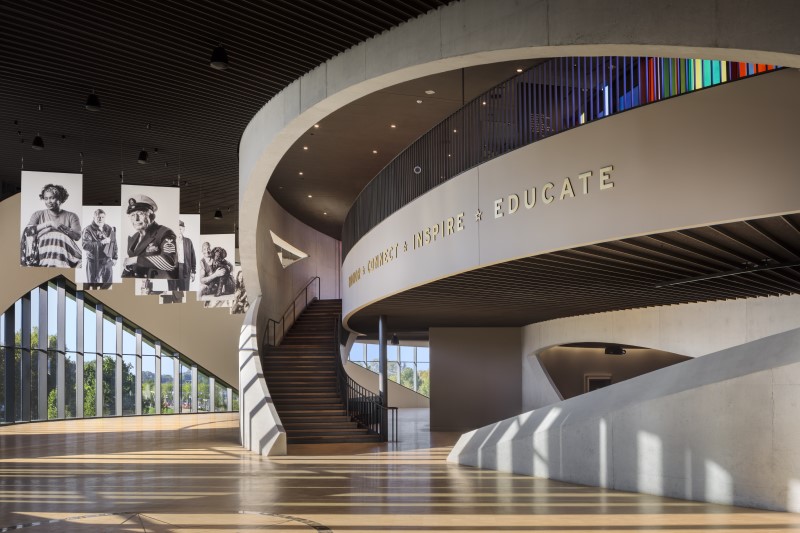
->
494, 165, 614, 218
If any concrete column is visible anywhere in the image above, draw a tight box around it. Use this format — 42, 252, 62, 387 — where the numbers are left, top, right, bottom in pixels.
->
378, 314, 388, 441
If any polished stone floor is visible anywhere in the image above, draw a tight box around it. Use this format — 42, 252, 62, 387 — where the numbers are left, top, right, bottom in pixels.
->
0, 410, 798, 532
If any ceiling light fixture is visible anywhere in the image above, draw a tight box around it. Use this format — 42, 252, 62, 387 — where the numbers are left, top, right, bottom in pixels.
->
137, 149, 148, 164
210, 44, 229, 70
516, 67, 524, 73
298, 171, 303, 175
372, 150, 378, 154
85, 90, 101, 111
416, 99, 423, 104
323, 212, 327, 215
31, 133, 44, 151
303, 146, 308, 151
307, 194, 312, 198
214, 208, 223, 219
313, 124, 320, 129
390, 124, 396, 128
424, 89, 435, 95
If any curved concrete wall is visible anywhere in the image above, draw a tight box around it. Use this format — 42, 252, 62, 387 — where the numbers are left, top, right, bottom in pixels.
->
254, 190, 341, 348
0, 195, 242, 386
523, 294, 800, 411
238, 0, 800, 305
239, 295, 287, 456
449, 326, 800, 512
342, 70, 800, 326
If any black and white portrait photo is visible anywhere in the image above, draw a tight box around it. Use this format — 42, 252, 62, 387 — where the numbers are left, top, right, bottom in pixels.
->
20, 171, 83, 269
119, 185, 180, 280
197, 234, 236, 305
230, 266, 249, 315
77, 205, 122, 289
167, 214, 199, 293
134, 278, 169, 296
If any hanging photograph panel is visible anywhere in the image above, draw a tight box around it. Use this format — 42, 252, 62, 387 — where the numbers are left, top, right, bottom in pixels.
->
77, 205, 123, 288
20, 171, 83, 269
174, 214, 200, 293
119, 185, 180, 280
197, 233, 236, 305
230, 266, 250, 315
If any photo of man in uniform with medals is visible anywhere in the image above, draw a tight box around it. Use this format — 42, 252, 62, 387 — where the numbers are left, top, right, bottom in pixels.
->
82, 208, 118, 289
121, 195, 178, 280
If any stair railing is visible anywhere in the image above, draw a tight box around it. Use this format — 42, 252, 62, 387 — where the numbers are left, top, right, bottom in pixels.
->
264, 277, 321, 347
332, 317, 398, 442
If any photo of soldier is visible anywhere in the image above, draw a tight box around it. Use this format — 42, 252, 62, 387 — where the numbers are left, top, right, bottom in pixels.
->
82, 208, 118, 289
119, 185, 180, 280
122, 195, 177, 279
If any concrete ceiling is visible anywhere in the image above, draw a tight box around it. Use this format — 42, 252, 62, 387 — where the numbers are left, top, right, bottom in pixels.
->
346, 214, 800, 334
268, 60, 546, 239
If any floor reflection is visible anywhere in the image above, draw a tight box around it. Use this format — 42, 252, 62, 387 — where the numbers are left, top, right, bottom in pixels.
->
0, 410, 798, 532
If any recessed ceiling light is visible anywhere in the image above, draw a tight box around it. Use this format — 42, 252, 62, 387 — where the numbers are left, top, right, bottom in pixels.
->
416, 99, 423, 104
453, 129, 457, 133
390, 124, 396, 128
298, 171, 303, 175
516, 67, 523, 73
313, 124, 320, 128
323, 212, 327, 215
447, 153, 451, 157
425, 89, 435, 95
303, 146, 308, 151
308, 194, 312, 198
482, 101, 487, 105
372, 150, 378, 154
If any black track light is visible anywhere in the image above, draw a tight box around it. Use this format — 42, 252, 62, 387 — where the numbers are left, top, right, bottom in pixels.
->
137, 149, 149, 164
391, 334, 399, 346
210, 45, 229, 70
32, 134, 44, 151
214, 208, 223, 220
85, 91, 101, 111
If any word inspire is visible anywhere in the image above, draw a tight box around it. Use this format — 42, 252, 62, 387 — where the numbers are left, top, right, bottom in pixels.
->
494, 165, 614, 218
347, 211, 465, 288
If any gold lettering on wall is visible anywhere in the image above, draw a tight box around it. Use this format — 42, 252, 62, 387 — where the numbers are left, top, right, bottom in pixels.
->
542, 182, 555, 204
348, 165, 615, 289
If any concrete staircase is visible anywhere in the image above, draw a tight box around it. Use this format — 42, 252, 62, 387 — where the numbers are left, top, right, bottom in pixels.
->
262, 299, 380, 444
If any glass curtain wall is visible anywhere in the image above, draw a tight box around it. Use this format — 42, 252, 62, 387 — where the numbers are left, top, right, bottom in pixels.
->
0, 276, 237, 425
348, 342, 431, 397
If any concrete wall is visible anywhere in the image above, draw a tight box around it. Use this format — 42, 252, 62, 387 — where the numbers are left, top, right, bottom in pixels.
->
254, 190, 341, 348
523, 294, 800, 411
0, 195, 242, 386
239, 296, 287, 456
345, 361, 429, 409
239, 0, 800, 308
341, 69, 800, 324
449, 326, 800, 513
430, 327, 521, 432
538, 346, 689, 400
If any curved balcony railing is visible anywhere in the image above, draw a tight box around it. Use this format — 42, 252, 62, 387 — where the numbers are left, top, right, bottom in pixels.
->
342, 56, 780, 259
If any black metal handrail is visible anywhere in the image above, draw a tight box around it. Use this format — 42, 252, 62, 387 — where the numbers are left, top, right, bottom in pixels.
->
263, 276, 321, 347
332, 318, 398, 442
